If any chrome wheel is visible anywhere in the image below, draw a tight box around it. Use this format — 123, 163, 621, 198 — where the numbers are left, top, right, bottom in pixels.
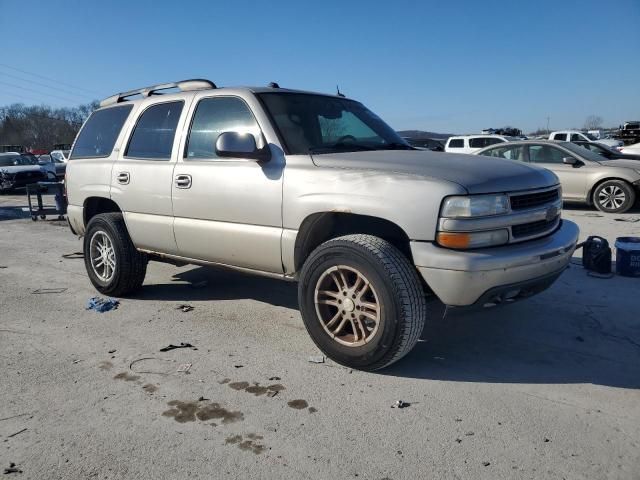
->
89, 231, 116, 282
598, 185, 626, 210
314, 265, 380, 347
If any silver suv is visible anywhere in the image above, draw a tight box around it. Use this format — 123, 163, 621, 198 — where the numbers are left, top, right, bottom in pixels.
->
66, 79, 579, 370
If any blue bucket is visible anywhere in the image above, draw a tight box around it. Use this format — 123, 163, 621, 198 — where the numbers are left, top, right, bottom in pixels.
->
615, 237, 640, 277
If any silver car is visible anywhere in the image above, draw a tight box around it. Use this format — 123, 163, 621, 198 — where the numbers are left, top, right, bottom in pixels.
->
475, 140, 640, 213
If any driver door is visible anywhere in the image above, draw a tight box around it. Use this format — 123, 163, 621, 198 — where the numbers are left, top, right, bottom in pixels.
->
171, 95, 284, 273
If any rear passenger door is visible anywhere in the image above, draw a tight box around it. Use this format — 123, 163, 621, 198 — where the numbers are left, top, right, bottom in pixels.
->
110, 100, 189, 254
171, 95, 284, 273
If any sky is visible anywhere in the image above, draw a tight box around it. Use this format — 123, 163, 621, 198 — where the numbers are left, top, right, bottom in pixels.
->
0, 0, 638, 134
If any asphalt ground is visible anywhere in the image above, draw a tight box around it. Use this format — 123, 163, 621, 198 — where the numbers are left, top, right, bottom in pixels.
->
1, 192, 639, 479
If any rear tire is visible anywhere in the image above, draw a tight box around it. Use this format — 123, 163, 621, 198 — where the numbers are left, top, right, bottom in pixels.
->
298, 234, 426, 371
593, 180, 635, 213
83, 213, 147, 296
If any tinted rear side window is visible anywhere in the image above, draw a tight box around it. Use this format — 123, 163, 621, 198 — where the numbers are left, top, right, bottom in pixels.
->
448, 139, 464, 148
469, 137, 503, 148
70, 105, 132, 159
126, 101, 183, 160
554, 133, 567, 141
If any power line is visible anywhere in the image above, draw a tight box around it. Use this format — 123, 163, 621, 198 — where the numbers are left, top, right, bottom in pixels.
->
0, 79, 88, 105
0, 70, 93, 102
0, 62, 103, 96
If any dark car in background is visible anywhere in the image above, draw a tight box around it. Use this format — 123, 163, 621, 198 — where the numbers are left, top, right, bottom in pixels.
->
403, 137, 444, 151
0, 152, 48, 192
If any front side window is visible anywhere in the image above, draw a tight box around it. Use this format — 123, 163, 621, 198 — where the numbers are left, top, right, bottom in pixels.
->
480, 145, 524, 161
448, 139, 464, 148
570, 133, 584, 141
186, 97, 261, 160
529, 145, 568, 164
70, 105, 133, 159
258, 93, 409, 155
126, 101, 183, 160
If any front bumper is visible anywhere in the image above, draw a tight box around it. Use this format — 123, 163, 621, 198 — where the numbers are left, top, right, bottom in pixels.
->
411, 220, 579, 307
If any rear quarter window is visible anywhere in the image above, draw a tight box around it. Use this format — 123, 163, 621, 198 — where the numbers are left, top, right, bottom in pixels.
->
70, 105, 133, 159
448, 139, 464, 148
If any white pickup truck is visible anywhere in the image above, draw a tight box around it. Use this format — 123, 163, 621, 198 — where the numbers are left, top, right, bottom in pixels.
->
549, 131, 622, 148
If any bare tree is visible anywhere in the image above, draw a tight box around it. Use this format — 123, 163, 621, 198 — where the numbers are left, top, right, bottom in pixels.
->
0, 101, 98, 150
584, 115, 604, 130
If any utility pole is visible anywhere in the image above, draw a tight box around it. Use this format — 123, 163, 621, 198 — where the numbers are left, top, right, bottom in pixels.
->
546, 116, 551, 134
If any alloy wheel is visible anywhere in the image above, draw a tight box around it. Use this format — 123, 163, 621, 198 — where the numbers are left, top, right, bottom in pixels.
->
89, 230, 116, 282
598, 185, 626, 210
314, 265, 380, 347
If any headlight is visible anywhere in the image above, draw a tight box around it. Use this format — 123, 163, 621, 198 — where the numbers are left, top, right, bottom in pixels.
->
437, 229, 509, 249
441, 194, 510, 218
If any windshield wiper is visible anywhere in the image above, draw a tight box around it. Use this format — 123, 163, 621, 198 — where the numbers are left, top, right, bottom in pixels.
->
309, 142, 377, 154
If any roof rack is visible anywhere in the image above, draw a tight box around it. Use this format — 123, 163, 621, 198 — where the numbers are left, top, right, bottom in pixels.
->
100, 79, 217, 107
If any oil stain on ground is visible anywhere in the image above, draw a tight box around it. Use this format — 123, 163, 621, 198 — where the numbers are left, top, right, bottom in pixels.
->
142, 384, 158, 393
113, 372, 140, 382
287, 399, 308, 409
225, 434, 265, 454
228, 381, 285, 397
162, 400, 244, 424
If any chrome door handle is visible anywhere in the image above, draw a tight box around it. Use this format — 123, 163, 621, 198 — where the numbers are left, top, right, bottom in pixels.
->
175, 174, 192, 189
117, 171, 130, 184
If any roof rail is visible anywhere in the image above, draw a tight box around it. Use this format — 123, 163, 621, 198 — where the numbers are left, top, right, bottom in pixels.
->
100, 79, 217, 107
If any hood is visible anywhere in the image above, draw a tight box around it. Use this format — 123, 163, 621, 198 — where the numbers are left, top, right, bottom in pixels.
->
598, 158, 640, 169
0, 165, 45, 174
311, 150, 558, 194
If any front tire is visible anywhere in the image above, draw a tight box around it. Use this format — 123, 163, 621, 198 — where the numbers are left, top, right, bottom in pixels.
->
298, 234, 427, 371
593, 180, 635, 213
83, 213, 148, 296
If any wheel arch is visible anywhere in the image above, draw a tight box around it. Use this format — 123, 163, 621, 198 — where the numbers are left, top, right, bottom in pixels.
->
83, 196, 122, 226
293, 212, 413, 272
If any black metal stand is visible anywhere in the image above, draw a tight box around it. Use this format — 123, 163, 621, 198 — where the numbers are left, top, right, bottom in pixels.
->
26, 182, 67, 221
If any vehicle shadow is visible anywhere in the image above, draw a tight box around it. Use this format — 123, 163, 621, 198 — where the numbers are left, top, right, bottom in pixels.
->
563, 202, 640, 214
385, 269, 640, 389
0, 205, 30, 221
135, 264, 640, 390
132, 265, 299, 309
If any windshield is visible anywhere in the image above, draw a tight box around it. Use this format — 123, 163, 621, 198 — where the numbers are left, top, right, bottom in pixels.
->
562, 142, 608, 162
258, 93, 410, 154
0, 154, 32, 167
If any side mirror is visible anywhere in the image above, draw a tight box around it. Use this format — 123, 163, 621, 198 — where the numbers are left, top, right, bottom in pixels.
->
215, 132, 270, 162
562, 156, 579, 166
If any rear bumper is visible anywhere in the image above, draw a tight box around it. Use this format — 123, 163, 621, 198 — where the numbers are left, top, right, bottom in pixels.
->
67, 204, 84, 236
411, 220, 579, 307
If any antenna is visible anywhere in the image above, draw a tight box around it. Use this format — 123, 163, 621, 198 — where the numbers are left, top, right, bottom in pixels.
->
336, 85, 345, 97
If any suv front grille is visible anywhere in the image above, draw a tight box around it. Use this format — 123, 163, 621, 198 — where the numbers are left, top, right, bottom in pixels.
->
510, 188, 559, 210
512, 217, 559, 238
